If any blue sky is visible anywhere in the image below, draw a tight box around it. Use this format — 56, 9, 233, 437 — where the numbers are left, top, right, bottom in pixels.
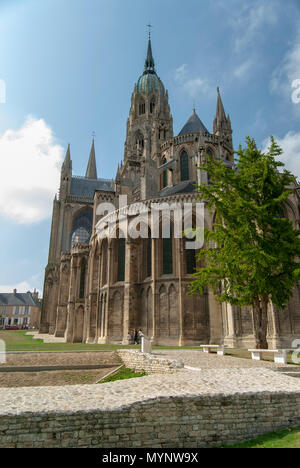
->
0, 0, 300, 294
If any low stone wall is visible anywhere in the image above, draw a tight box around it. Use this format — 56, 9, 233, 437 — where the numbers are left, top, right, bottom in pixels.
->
0, 391, 300, 448
1, 369, 300, 448
117, 349, 184, 374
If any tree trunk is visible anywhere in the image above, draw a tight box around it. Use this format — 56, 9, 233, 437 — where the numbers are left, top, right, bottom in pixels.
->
253, 295, 269, 349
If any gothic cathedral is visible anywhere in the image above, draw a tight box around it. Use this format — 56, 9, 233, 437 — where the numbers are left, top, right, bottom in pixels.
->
40, 36, 300, 348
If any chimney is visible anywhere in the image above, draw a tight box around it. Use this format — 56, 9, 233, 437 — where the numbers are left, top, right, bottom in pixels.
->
13, 289, 17, 295
32, 289, 39, 302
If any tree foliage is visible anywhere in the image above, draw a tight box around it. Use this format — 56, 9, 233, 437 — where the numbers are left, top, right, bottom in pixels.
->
189, 137, 300, 347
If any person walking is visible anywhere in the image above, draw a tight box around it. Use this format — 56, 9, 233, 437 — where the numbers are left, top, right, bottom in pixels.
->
134, 329, 138, 345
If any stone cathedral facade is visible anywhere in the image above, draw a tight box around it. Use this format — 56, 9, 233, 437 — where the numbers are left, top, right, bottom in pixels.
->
40, 37, 300, 348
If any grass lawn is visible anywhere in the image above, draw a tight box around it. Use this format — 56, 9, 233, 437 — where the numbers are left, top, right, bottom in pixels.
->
220, 426, 300, 448
99, 367, 148, 384
0, 330, 201, 352
1, 331, 299, 367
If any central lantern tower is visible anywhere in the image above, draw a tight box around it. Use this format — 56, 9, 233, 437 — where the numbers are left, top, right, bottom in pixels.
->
116, 34, 173, 201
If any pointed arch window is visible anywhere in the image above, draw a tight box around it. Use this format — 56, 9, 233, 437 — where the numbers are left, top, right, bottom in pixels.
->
135, 131, 144, 150
163, 170, 168, 188
117, 238, 126, 282
163, 227, 173, 275
180, 151, 189, 181
79, 259, 86, 299
186, 247, 196, 274
147, 231, 152, 278
150, 98, 155, 114
71, 210, 93, 247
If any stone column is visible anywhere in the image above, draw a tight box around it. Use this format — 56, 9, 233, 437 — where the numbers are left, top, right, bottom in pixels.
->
223, 302, 239, 348
151, 238, 158, 344
101, 244, 113, 343
178, 238, 184, 346
122, 238, 139, 344
64, 254, 78, 342
54, 253, 71, 337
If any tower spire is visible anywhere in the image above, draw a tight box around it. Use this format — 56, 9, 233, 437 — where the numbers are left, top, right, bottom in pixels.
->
144, 24, 155, 74
85, 139, 97, 179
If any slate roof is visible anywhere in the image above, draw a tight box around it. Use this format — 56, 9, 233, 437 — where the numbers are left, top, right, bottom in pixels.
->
159, 180, 197, 197
70, 177, 113, 198
179, 110, 209, 136
0, 292, 39, 307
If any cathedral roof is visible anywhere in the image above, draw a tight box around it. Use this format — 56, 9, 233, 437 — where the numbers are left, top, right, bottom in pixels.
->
178, 109, 209, 136
70, 177, 113, 198
137, 73, 162, 94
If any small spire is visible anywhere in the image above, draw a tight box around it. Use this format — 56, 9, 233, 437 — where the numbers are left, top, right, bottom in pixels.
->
63, 144, 71, 165
62, 143, 72, 173
216, 87, 226, 122
85, 139, 97, 179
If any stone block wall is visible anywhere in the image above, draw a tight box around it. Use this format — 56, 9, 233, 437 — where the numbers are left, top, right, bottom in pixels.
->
117, 350, 184, 374
0, 392, 300, 448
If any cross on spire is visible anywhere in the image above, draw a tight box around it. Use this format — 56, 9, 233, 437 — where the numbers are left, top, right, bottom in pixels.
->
147, 23, 153, 40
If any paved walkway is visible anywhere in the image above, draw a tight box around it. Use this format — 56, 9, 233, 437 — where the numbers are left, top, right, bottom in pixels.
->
26, 332, 66, 343
152, 349, 296, 370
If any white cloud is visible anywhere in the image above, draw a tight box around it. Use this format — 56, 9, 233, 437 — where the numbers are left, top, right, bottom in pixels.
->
0, 116, 63, 223
226, 1, 279, 52
270, 33, 300, 100
174, 64, 187, 83
233, 60, 254, 80
0, 281, 40, 295
174, 64, 214, 98
262, 131, 300, 180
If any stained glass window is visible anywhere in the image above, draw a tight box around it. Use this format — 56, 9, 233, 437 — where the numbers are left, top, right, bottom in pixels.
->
163, 170, 168, 188
79, 260, 86, 299
186, 247, 196, 274
147, 235, 152, 278
180, 151, 189, 181
163, 237, 173, 275
71, 210, 93, 246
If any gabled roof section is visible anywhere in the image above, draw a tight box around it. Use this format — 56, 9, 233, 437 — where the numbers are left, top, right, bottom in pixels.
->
178, 109, 209, 136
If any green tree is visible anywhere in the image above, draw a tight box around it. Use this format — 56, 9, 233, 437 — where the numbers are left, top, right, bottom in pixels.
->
190, 137, 300, 349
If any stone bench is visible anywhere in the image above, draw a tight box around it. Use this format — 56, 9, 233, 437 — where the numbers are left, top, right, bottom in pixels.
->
201, 345, 226, 356
248, 349, 292, 365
